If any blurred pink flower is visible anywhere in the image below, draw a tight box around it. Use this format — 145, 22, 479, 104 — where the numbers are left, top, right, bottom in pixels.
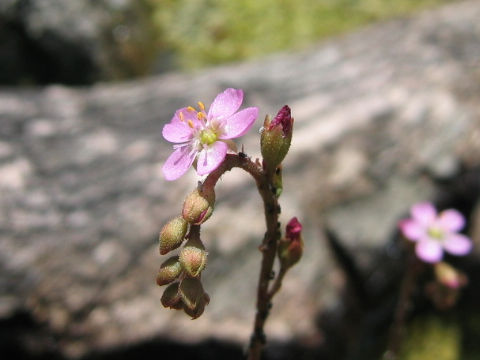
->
162, 88, 258, 181
399, 202, 472, 263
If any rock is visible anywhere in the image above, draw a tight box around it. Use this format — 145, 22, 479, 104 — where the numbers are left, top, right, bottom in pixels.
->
1, 0, 480, 358
0, 0, 156, 85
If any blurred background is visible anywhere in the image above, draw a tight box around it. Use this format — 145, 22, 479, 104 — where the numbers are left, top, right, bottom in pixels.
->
1, 0, 480, 359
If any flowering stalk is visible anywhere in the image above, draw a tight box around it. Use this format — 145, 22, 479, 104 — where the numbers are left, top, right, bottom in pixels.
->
384, 202, 472, 359
157, 93, 301, 359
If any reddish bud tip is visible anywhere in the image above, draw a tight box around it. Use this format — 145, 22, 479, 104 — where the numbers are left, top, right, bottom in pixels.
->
286, 217, 302, 239
260, 106, 293, 173
270, 105, 292, 136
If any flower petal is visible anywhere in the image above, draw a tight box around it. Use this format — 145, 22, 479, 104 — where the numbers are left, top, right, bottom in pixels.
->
438, 209, 465, 232
219, 107, 258, 139
208, 88, 243, 119
196, 141, 228, 176
399, 219, 425, 241
415, 240, 443, 263
162, 146, 196, 181
443, 233, 472, 256
163, 108, 200, 143
411, 202, 437, 226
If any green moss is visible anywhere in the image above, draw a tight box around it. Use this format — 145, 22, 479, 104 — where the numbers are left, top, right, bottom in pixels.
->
146, 0, 452, 70
399, 316, 460, 360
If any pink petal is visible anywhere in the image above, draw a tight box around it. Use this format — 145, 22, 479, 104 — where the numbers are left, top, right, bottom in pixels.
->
443, 233, 472, 256
162, 146, 196, 181
438, 209, 465, 232
219, 107, 258, 139
399, 219, 425, 241
163, 108, 199, 143
411, 202, 437, 226
415, 240, 443, 263
196, 141, 228, 176
208, 88, 243, 119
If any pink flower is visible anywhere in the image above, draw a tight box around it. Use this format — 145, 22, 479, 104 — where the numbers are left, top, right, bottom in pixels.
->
399, 202, 472, 263
162, 88, 258, 181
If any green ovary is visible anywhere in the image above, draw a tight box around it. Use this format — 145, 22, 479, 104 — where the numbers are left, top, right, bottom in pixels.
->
428, 227, 444, 240
200, 129, 218, 145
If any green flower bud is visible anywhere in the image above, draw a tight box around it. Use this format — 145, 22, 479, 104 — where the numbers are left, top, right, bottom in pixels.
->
179, 234, 208, 278
261, 106, 293, 174
161, 282, 183, 310
183, 292, 210, 319
182, 188, 215, 225
159, 216, 188, 255
179, 277, 206, 311
156, 256, 183, 286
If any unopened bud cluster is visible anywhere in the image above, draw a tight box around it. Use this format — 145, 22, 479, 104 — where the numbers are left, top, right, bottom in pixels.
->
157, 186, 214, 318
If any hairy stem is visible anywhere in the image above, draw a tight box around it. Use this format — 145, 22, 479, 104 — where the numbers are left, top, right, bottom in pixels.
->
201, 154, 282, 360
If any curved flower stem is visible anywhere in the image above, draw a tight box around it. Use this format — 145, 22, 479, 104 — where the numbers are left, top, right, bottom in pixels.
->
201, 154, 282, 360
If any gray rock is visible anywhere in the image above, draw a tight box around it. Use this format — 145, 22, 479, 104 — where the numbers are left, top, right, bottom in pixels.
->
1, 0, 480, 357
0, 0, 153, 84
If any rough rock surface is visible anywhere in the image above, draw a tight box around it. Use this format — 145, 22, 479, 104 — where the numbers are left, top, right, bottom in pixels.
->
0, 0, 154, 84
1, 0, 480, 357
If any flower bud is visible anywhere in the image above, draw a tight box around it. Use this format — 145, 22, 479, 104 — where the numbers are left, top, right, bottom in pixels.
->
434, 262, 467, 289
179, 277, 206, 312
161, 282, 183, 310
182, 187, 215, 225
159, 216, 188, 255
183, 292, 210, 319
156, 256, 183, 286
261, 105, 293, 173
179, 234, 208, 278
278, 217, 303, 269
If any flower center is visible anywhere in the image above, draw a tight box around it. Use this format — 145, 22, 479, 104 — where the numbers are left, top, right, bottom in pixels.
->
200, 129, 218, 145
428, 227, 444, 240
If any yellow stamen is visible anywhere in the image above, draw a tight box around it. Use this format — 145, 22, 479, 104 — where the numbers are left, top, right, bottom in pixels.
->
187, 106, 196, 112
187, 120, 194, 128
197, 101, 205, 111
197, 112, 205, 120
179, 111, 184, 121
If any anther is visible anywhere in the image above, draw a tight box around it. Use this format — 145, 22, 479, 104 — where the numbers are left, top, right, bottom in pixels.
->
188, 120, 194, 128
197, 101, 205, 111
187, 106, 196, 112
197, 112, 205, 120
179, 111, 185, 121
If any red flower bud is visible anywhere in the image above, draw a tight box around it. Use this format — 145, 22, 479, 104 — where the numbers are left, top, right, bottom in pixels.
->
286, 217, 302, 239
269, 105, 292, 137
278, 217, 303, 269
261, 106, 294, 173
